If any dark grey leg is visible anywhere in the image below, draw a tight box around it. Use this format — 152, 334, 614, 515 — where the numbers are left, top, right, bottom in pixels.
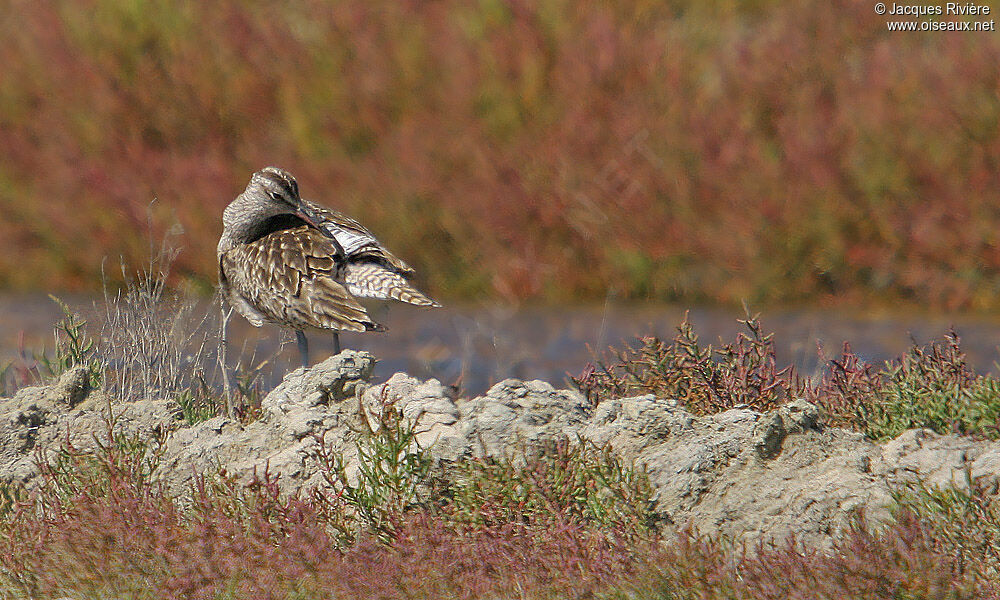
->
296, 330, 309, 368
333, 331, 341, 355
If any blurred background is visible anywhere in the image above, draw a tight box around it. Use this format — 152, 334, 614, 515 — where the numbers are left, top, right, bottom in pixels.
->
2, 0, 1000, 392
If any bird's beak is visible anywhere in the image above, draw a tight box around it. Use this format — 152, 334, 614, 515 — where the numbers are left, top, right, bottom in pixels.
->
295, 205, 320, 228
296, 204, 346, 258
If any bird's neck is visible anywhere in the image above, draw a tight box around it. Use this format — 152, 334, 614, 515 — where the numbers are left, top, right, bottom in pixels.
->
219, 198, 308, 253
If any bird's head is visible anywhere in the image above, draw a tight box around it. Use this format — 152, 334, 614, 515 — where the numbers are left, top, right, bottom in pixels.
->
223, 167, 326, 237
249, 166, 300, 209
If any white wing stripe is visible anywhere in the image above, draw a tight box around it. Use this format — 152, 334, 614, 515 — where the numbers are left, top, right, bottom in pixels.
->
323, 224, 374, 255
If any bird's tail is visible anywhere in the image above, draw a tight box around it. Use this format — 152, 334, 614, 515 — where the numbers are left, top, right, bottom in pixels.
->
345, 263, 441, 307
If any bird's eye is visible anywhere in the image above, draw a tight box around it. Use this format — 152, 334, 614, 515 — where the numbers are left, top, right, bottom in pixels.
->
268, 191, 282, 201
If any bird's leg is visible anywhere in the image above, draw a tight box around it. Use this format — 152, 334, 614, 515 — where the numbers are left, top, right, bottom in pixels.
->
296, 330, 309, 369
333, 331, 341, 355
219, 299, 234, 417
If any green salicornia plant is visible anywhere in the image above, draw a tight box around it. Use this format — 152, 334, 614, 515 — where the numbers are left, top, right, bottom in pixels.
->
36, 295, 103, 388
313, 394, 433, 542
446, 436, 657, 536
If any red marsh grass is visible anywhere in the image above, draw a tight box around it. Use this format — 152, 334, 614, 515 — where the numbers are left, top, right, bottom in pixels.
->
1, 0, 999, 309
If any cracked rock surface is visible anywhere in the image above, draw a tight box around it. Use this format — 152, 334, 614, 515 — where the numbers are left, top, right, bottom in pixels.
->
1, 352, 996, 547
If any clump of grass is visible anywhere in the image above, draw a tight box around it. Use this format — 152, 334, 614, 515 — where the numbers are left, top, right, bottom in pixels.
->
445, 436, 656, 536
576, 316, 1000, 442
311, 390, 658, 544
99, 235, 215, 404
890, 479, 1000, 588
36, 295, 104, 388
174, 388, 223, 425
311, 392, 434, 543
573, 310, 801, 414
0, 296, 104, 396
0, 222, 280, 424
95, 227, 275, 423
808, 331, 1000, 441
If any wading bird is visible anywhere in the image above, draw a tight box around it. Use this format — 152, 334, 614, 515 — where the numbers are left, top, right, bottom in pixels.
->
218, 167, 439, 368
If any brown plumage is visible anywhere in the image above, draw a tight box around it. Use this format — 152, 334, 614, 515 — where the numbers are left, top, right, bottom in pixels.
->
218, 167, 439, 366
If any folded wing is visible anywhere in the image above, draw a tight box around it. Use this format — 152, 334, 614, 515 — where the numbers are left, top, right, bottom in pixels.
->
302, 198, 415, 275
220, 225, 384, 332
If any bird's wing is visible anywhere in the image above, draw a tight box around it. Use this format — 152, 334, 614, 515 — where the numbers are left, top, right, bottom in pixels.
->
344, 262, 441, 306
302, 198, 415, 275
220, 225, 384, 332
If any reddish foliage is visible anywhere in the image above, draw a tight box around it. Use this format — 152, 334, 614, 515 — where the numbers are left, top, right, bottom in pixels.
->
0, 466, 643, 598
0, 425, 991, 599
574, 310, 1000, 439
0, 1, 998, 307
639, 512, 978, 599
1, 476, 984, 599
573, 312, 801, 413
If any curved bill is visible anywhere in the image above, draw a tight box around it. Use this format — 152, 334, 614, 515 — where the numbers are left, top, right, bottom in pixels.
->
296, 205, 346, 259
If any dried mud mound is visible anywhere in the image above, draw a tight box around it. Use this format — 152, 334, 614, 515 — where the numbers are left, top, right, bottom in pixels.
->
3, 352, 998, 547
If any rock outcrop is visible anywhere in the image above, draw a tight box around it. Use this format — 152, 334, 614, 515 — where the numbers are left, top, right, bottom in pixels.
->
0, 367, 181, 485
1, 352, 995, 547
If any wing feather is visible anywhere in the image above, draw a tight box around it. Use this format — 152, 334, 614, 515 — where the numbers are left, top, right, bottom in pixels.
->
221, 225, 384, 332
302, 198, 415, 275
345, 263, 440, 306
